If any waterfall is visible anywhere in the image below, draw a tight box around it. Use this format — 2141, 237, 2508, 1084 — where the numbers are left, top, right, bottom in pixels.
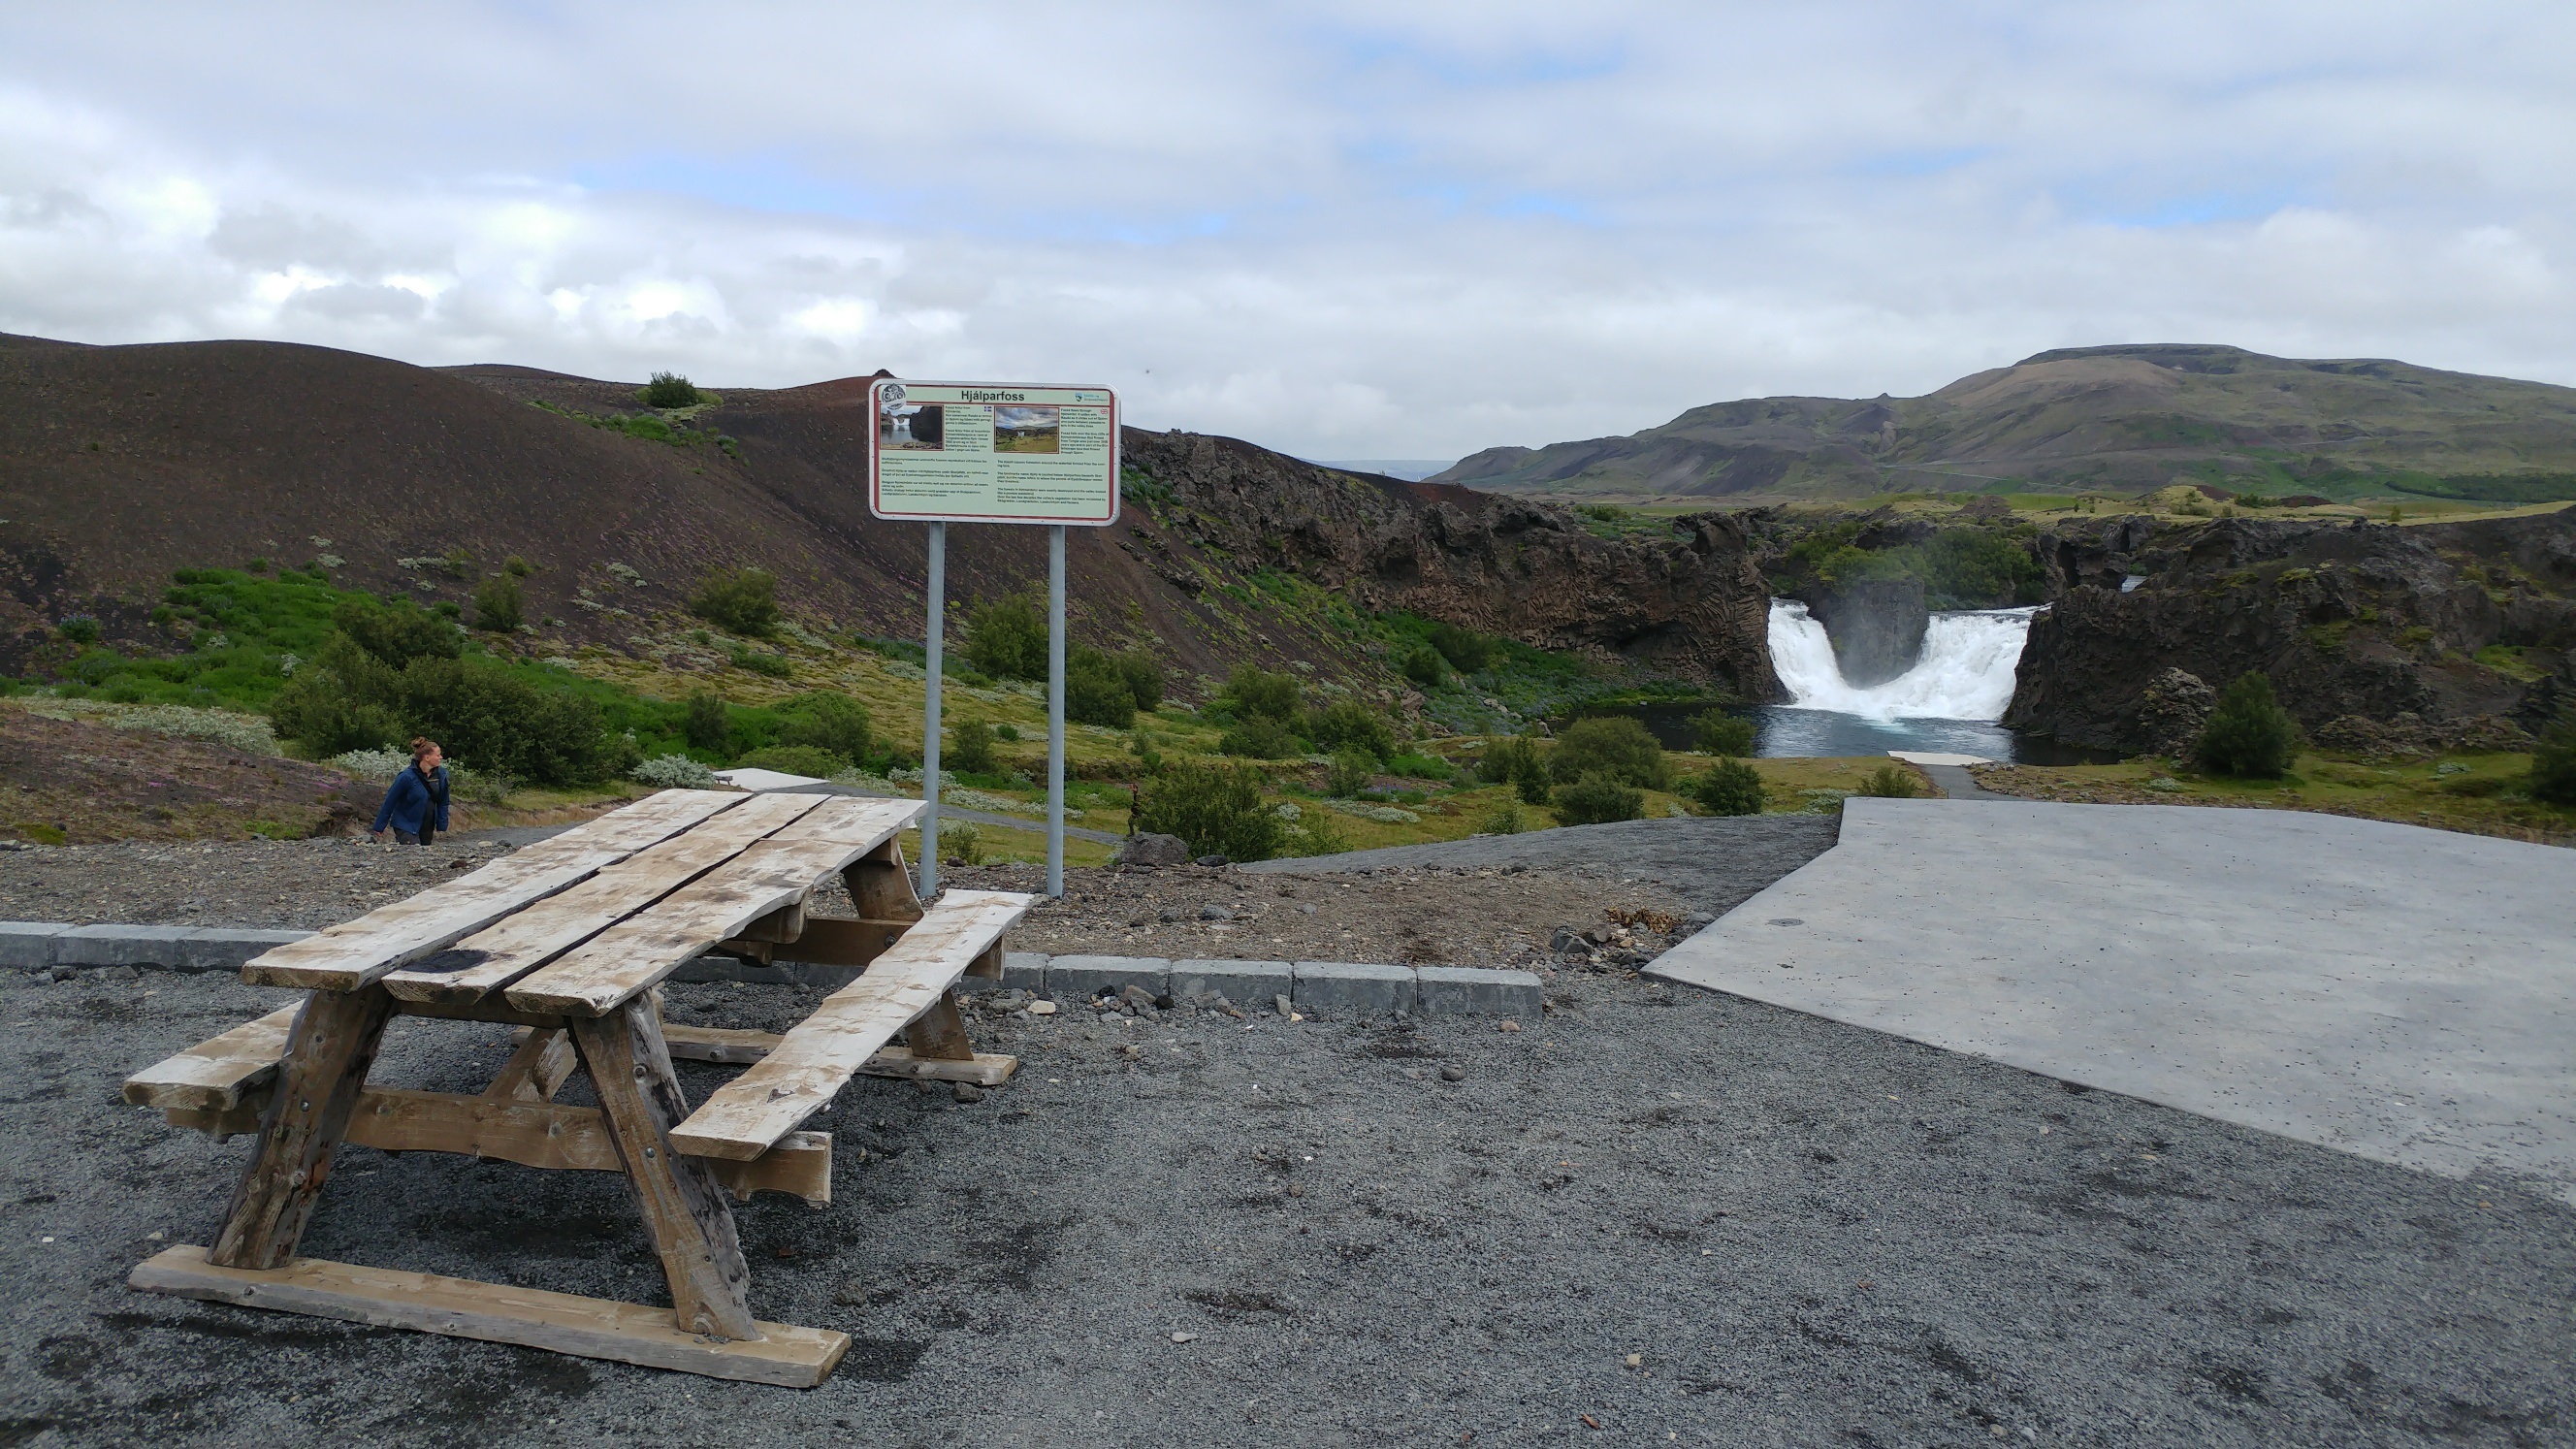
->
1768, 599, 2037, 722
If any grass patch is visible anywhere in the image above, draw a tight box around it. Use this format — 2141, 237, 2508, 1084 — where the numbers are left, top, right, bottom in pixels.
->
1974, 751, 2573, 844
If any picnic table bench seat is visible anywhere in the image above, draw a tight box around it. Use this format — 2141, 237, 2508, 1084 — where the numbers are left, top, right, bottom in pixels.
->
118, 789, 1039, 1388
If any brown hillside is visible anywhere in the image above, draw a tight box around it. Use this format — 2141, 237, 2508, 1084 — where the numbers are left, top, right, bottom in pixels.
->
0, 334, 1777, 696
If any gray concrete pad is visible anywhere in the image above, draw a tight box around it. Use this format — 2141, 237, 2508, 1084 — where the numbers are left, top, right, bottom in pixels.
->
1650, 798, 2576, 1202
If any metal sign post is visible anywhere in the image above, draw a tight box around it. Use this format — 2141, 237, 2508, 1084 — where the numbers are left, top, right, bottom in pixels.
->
865, 379, 1119, 899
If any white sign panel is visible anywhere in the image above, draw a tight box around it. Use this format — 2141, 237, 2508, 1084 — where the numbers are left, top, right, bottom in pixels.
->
866, 379, 1120, 526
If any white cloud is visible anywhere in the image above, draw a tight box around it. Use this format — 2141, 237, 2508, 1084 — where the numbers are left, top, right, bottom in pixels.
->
0, 3, 2570, 458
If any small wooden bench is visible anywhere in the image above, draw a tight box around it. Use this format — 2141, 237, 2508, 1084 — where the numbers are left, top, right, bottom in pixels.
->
124, 790, 1035, 1388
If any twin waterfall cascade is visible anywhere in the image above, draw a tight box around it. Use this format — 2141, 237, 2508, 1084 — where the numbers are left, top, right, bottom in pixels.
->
1767, 599, 2038, 722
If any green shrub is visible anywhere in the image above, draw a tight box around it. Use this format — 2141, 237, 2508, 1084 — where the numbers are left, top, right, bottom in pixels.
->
1216, 664, 1303, 722
1553, 771, 1644, 825
1220, 712, 1300, 758
1475, 798, 1526, 834
733, 745, 842, 778
729, 644, 792, 678
1385, 752, 1459, 783
2528, 706, 2576, 806
1325, 749, 1376, 797
965, 595, 1047, 680
269, 651, 402, 755
1854, 763, 1927, 798
2196, 672, 2299, 778
946, 718, 998, 775
939, 821, 984, 866
399, 657, 618, 785
1280, 810, 1352, 857
691, 567, 780, 636
1690, 710, 1755, 757
1401, 647, 1444, 688
334, 596, 460, 669
773, 692, 871, 765
55, 615, 101, 645
471, 574, 524, 632
1134, 758, 1284, 861
683, 690, 730, 753
1112, 650, 1164, 712
1550, 716, 1669, 789
1304, 698, 1396, 760
642, 370, 700, 408
1065, 649, 1138, 728
503, 556, 534, 578
1687, 758, 1766, 816
1428, 624, 1493, 674
1478, 734, 1542, 784
996, 723, 1021, 742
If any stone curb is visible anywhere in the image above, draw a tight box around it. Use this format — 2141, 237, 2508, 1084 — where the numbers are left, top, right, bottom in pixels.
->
2, 921, 313, 974
0, 922, 1547, 1016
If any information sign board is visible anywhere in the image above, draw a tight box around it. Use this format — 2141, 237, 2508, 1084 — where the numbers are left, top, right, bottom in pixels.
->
865, 379, 1119, 526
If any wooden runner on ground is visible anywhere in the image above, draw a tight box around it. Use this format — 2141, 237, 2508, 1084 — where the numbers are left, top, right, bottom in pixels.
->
125, 788, 1031, 1388
669, 889, 1033, 1161
243, 789, 743, 992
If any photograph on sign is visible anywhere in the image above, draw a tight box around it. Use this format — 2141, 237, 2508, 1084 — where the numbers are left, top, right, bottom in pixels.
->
866, 380, 1118, 525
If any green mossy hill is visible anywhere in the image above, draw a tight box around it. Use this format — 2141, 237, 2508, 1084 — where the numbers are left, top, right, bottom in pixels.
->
1433, 343, 2576, 501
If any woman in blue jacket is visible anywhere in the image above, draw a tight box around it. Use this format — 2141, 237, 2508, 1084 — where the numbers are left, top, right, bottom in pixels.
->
370, 737, 450, 846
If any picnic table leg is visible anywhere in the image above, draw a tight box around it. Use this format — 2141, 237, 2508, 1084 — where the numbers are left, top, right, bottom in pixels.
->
844, 839, 923, 922
901, 989, 979, 1063
572, 997, 761, 1342
209, 984, 397, 1270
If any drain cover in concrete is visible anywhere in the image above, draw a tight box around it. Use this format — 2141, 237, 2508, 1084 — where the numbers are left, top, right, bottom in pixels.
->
1650, 798, 2576, 1202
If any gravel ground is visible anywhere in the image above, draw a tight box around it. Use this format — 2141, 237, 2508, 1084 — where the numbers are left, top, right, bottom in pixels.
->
1240, 815, 1847, 915
0, 837, 515, 929
4, 967, 2569, 1446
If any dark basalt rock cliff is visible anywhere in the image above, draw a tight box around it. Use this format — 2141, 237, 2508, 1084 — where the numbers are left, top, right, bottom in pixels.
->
1123, 431, 1782, 701
2005, 508, 2576, 752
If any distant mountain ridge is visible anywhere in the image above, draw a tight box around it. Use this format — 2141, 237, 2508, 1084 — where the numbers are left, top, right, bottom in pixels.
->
1432, 343, 2576, 502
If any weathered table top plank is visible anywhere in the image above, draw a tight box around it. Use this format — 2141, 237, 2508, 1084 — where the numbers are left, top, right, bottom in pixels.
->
667, 889, 1034, 1160
121, 1003, 304, 1111
381, 792, 831, 1005
503, 799, 921, 1018
242, 789, 745, 992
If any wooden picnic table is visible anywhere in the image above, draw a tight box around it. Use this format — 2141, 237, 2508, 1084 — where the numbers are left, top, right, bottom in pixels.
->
118, 789, 1036, 1387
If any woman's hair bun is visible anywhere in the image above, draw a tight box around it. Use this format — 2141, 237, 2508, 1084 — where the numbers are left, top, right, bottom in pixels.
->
409, 736, 436, 758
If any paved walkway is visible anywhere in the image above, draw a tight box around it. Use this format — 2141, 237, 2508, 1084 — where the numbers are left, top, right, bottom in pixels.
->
1651, 797, 2576, 1202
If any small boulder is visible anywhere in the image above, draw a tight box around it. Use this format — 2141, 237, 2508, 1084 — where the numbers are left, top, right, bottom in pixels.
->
1194, 853, 1229, 868
1114, 833, 1193, 869
1198, 904, 1233, 921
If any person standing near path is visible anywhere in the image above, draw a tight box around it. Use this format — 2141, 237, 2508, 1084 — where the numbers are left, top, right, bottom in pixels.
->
370, 737, 450, 846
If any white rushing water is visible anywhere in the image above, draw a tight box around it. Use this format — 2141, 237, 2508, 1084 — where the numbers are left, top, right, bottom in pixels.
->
1768, 599, 2038, 722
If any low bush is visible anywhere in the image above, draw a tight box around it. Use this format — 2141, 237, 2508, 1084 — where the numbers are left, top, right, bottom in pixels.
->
1550, 716, 1670, 789
733, 745, 842, 778
1215, 664, 1302, 722
1687, 758, 1766, 816
939, 821, 984, 866
1112, 650, 1164, 712
56, 615, 101, 644
642, 370, 701, 408
964, 595, 1047, 681
633, 754, 718, 788
1385, 751, 1458, 783
1280, 809, 1352, 857
1066, 649, 1138, 728
1475, 798, 1526, 834
1690, 710, 1755, 757
1401, 647, 1444, 688
2529, 705, 2576, 806
1854, 763, 1926, 798
1220, 712, 1301, 759
1134, 758, 1284, 862
1325, 750, 1376, 797
683, 691, 730, 753
1304, 698, 1396, 760
335, 596, 461, 669
1553, 771, 1644, 824
691, 567, 780, 636
729, 643, 792, 678
773, 692, 871, 765
2197, 672, 2298, 778
1428, 623, 1493, 675
946, 718, 998, 775
471, 574, 524, 632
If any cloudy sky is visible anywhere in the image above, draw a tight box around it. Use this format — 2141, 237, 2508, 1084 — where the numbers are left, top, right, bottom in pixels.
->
2, 3, 2569, 459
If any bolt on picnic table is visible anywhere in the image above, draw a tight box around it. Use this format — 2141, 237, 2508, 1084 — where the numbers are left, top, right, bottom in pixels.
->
118, 789, 1036, 1387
